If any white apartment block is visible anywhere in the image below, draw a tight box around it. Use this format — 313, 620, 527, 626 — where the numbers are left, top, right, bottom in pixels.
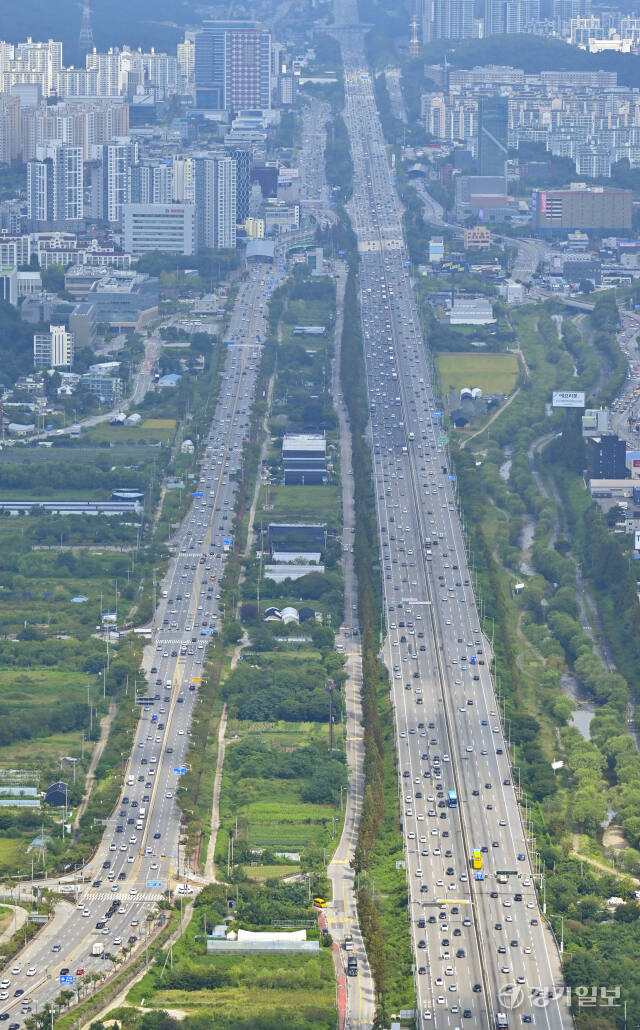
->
34, 325, 74, 368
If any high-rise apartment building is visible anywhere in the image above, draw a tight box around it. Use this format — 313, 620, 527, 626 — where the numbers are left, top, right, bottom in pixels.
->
172, 156, 195, 203
432, 0, 475, 40
194, 154, 237, 249
27, 159, 53, 223
177, 39, 195, 84
27, 143, 83, 226
485, 0, 539, 34
0, 95, 20, 165
33, 324, 74, 368
15, 38, 62, 96
477, 96, 508, 178
194, 21, 271, 110
130, 162, 172, 205
553, 0, 590, 25
100, 138, 137, 224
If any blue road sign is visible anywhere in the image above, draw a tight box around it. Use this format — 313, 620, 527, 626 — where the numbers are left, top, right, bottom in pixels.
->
191, 492, 203, 497
448, 475, 456, 481
224, 340, 235, 345
222, 538, 232, 547
60, 975, 74, 985
433, 411, 442, 419
403, 260, 411, 267
174, 766, 187, 775
147, 880, 163, 887
338, 250, 345, 255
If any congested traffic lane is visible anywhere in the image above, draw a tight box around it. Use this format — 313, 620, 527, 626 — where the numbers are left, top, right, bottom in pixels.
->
338, 21, 570, 1030
0, 261, 286, 1026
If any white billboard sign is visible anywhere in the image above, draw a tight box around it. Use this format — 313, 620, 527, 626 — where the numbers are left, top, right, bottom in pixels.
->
552, 391, 585, 408
635, 530, 640, 551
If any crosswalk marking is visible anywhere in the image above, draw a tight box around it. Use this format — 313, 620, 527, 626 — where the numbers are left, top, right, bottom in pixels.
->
81, 891, 164, 902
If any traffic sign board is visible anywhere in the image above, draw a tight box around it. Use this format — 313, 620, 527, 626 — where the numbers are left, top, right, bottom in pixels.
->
174, 766, 187, 775
147, 880, 163, 887
433, 411, 442, 419
60, 975, 74, 985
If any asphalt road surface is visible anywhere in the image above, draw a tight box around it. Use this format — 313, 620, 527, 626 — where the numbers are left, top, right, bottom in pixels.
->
334, 6, 572, 1029
0, 257, 287, 1027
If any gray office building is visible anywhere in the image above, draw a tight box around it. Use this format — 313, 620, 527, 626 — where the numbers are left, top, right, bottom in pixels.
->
477, 97, 508, 179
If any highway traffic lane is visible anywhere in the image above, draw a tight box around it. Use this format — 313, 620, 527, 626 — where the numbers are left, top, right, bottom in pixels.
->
0, 272, 277, 1019
342, 48, 564, 1030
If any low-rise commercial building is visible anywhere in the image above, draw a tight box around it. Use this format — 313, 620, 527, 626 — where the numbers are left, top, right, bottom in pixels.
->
448, 297, 495, 325
464, 226, 492, 249
586, 433, 627, 479
87, 271, 158, 327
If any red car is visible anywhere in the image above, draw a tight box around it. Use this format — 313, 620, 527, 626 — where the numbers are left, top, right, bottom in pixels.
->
76, 968, 84, 976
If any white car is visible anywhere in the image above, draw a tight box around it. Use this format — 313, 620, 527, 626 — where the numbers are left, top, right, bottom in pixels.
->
11, 966, 20, 975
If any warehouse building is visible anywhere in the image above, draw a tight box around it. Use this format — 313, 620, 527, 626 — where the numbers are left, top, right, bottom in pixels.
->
532, 184, 632, 232
282, 434, 326, 485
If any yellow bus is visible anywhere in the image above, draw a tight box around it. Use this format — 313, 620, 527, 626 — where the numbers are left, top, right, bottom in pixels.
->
472, 849, 483, 871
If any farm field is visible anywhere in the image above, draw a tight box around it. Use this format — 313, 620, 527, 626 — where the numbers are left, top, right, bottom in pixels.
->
257, 484, 341, 528
437, 351, 519, 396
83, 418, 176, 445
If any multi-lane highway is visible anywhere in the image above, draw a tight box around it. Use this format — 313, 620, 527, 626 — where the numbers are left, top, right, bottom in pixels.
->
0, 261, 284, 1027
335, 8, 571, 1029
